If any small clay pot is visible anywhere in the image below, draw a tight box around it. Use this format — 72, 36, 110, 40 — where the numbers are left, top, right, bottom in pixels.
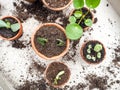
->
25, 0, 36, 3
41, 0, 73, 11
80, 40, 106, 64
31, 23, 70, 60
70, 7, 94, 31
44, 62, 71, 88
0, 16, 23, 41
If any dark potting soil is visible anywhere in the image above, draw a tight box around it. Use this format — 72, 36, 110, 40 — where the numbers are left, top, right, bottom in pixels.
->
44, 0, 70, 8
12, 40, 26, 49
0, 18, 19, 38
34, 25, 67, 58
75, 7, 93, 29
46, 62, 70, 86
86, 74, 108, 90
93, 18, 98, 24
82, 41, 105, 63
13, 0, 68, 28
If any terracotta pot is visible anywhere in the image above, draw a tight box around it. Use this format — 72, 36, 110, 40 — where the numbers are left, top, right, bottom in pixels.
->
80, 40, 106, 65
0, 16, 23, 41
31, 23, 70, 60
41, 0, 73, 11
25, 0, 36, 3
44, 62, 71, 88
70, 7, 94, 31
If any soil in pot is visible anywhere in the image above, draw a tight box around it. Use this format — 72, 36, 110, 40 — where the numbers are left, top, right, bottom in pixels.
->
73, 7, 93, 29
81, 41, 105, 64
0, 18, 19, 38
34, 25, 67, 58
44, 0, 71, 8
45, 62, 70, 86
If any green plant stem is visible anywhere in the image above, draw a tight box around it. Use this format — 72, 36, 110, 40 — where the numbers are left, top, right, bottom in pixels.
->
78, 9, 90, 24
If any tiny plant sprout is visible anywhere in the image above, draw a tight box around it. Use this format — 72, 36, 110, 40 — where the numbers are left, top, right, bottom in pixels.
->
0, 20, 20, 32
97, 52, 101, 59
74, 11, 82, 18
84, 19, 93, 27
86, 54, 91, 59
94, 44, 103, 52
56, 39, 65, 46
91, 56, 96, 61
88, 44, 92, 49
87, 49, 91, 53
69, 16, 76, 23
37, 37, 48, 46
54, 71, 65, 85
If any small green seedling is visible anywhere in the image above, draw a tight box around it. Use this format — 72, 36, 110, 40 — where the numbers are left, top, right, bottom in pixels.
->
0, 20, 20, 32
94, 44, 103, 52
56, 39, 65, 46
66, 0, 101, 40
37, 37, 48, 46
54, 71, 65, 85
86, 43, 103, 61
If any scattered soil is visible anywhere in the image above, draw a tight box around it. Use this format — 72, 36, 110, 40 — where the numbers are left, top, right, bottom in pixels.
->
81, 40, 106, 63
13, 0, 68, 28
12, 40, 26, 49
44, 0, 70, 8
113, 45, 120, 67
70, 83, 87, 90
106, 4, 109, 7
73, 7, 93, 29
16, 79, 47, 90
93, 17, 98, 24
29, 61, 46, 74
86, 74, 108, 90
45, 62, 70, 86
0, 18, 19, 38
34, 25, 67, 58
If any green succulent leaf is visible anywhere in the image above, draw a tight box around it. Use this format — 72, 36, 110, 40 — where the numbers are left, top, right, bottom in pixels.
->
69, 16, 76, 23
66, 23, 83, 40
0, 20, 8, 28
73, 0, 84, 9
88, 44, 92, 49
86, 54, 91, 59
86, 0, 101, 9
37, 37, 48, 46
74, 10, 82, 18
84, 19, 93, 27
11, 23, 20, 32
97, 52, 101, 59
91, 56, 96, 61
94, 44, 103, 52
87, 49, 91, 54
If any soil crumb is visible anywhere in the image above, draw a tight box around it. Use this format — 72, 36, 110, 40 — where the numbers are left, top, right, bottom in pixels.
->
12, 40, 26, 49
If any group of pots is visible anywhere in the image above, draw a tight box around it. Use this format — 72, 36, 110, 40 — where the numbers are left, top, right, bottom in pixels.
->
0, 0, 105, 88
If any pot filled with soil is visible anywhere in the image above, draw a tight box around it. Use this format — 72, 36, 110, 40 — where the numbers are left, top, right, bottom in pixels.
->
0, 16, 23, 40
31, 23, 70, 60
65, 0, 101, 40
70, 7, 94, 31
44, 62, 71, 88
41, 0, 73, 11
80, 40, 106, 64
